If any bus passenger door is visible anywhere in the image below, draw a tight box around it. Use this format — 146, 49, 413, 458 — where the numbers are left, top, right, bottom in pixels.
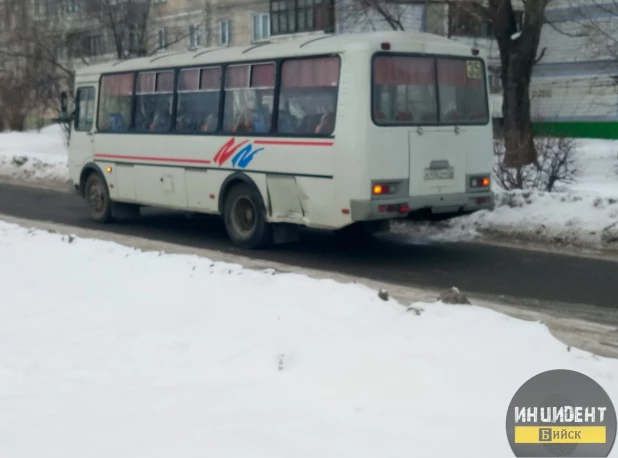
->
69, 87, 96, 176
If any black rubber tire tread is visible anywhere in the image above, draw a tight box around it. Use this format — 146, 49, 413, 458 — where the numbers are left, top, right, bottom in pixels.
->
84, 172, 113, 223
223, 183, 272, 249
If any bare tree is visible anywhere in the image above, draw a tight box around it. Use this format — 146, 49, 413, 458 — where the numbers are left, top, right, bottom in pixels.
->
0, 0, 207, 131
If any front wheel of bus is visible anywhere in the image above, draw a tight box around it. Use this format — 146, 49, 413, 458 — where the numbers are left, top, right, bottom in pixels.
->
223, 183, 272, 249
85, 172, 112, 223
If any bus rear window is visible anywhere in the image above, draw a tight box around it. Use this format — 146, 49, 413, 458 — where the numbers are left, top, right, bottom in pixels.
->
436, 58, 488, 123
372, 55, 488, 125
373, 56, 437, 124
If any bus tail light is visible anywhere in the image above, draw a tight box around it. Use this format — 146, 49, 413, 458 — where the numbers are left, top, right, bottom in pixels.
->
379, 203, 409, 213
470, 176, 490, 188
381, 42, 391, 50
372, 184, 396, 195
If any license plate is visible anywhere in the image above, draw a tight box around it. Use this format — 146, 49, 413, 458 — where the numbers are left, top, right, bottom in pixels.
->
424, 167, 454, 180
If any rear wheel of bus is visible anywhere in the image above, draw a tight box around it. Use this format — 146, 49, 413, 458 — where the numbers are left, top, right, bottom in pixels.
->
223, 183, 272, 249
84, 172, 113, 223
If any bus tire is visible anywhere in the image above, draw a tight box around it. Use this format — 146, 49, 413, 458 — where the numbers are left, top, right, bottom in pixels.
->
223, 183, 272, 249
84, 172, 113, 223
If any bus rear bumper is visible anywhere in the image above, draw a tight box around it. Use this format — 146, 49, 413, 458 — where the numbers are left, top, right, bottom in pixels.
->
350, 191, 495, 221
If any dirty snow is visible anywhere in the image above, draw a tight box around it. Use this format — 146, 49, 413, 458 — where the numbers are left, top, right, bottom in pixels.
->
0, 219, 617, 458
2, 126, 618, 250
0, 125, 68, 183
395, 138, 618, 250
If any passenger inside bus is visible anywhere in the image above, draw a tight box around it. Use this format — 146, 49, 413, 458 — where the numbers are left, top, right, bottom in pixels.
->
315, 111, 335, 134
149, 109, 171, 132
200, 114, 217, 133
232, 109, 253, 133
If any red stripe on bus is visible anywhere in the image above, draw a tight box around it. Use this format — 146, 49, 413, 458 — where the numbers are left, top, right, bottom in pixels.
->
95, 154, 212, 165
253, 140, 334, 146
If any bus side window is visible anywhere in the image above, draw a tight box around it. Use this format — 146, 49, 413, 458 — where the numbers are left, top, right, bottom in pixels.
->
97, 73, 134, 133
223, 63, 275, 134
135, 71, 173, 133
75, 87, 95, 132
277, 57, 340, 136
176, 67, 221, 133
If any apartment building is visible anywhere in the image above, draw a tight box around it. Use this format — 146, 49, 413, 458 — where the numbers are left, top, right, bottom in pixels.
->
3, 0, 615, 136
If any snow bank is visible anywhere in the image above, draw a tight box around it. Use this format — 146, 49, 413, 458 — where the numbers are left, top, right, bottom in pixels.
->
1, 126, 617, 251
0, 219, 617, 458
396, 138, 618, 250
0, 125, 68, 183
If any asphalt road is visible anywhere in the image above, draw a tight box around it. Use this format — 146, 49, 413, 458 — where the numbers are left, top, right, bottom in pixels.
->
1, 181, 617, 309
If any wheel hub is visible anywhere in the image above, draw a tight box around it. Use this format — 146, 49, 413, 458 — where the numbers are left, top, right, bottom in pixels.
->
233, 197, 257, 234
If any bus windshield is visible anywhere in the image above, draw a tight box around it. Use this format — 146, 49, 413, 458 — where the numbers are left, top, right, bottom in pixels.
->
372, 54, 489, 125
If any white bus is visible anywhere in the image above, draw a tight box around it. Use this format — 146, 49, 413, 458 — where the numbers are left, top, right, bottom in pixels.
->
67, 30, 494, 249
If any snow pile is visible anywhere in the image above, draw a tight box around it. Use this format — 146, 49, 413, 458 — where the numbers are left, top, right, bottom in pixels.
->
1, 126, 617, 251
396, 138, 618, 250
0, 124, 68, 183
0, 219, 617, 458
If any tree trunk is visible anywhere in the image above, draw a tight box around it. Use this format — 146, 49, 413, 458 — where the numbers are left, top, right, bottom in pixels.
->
490, 0, 547, 168
7, 111, 27, 132
502, 70, 536, 167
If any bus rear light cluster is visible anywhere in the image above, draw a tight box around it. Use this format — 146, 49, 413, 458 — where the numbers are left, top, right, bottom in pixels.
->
372, 184, 397, 195
470, 177, 490, 188
379, 203, 409, 214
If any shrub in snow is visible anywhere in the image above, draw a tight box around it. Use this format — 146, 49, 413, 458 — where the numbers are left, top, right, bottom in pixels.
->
493, 136, 579, 192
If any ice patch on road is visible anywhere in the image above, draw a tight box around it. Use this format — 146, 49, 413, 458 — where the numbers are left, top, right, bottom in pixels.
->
1, 219, 618, 458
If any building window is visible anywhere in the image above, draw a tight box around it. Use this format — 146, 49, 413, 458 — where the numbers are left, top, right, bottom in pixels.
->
189, 25, 203, 49
270, 0, 334, 35
448, 2, 493, 38
252, 13, 270, 42
33, 0, 47, 18
66, 0, 80, 14
86, 35, 105, 56
448, 3, 523, 38
157, 28, 168, 51
219, 20, 232, 46
129, 30, 140, 52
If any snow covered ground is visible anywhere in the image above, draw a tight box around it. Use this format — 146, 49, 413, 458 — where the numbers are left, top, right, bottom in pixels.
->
0, 220, 617, 458
1, 126, 618, 251
394, 138, 618, 251
0, 125, 68, 183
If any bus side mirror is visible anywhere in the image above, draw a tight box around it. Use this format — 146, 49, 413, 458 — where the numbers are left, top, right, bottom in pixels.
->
60, 92, 69, 120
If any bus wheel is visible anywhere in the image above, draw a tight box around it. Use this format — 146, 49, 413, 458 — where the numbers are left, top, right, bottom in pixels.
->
223, 183, 272, 249
84, 172, 112, 223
